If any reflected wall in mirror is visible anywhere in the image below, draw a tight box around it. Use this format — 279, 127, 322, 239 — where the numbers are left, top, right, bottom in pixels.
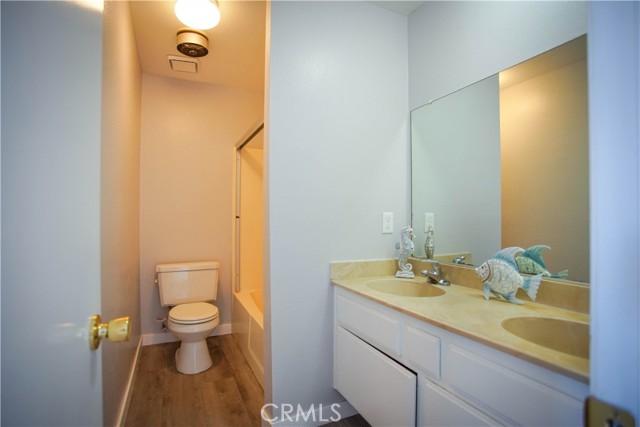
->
411, 35, 589, 283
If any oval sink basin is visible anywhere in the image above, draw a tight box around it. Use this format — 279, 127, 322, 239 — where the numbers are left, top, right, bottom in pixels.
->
501, 317, 589, 359
366, 279, 445, 298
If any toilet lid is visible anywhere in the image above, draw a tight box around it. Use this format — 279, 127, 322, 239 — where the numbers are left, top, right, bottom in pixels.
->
169, 302, 219, 324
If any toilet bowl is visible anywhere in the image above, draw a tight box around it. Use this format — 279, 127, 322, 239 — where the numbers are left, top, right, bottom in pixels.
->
156, 261, 221, 375
168, 301, 220, 374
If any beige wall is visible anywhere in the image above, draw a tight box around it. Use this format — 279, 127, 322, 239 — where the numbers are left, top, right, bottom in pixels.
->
239, 144, 264, 293
100, 2, 142, 425
139, 74, 263, 339
501, 58, 589, 282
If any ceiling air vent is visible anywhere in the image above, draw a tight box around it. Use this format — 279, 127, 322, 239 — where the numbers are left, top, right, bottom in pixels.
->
168, 55, 199, 73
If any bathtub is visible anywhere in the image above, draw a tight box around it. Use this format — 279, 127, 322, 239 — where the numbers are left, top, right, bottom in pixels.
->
232, 290, 264, 387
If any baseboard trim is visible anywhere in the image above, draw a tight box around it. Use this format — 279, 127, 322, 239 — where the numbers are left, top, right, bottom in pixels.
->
261, 400, 357, 427
114, 336, 143, 427
142, 322, 232, 346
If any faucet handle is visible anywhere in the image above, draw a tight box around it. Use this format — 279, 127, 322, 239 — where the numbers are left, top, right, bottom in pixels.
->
453, 255, 466, 264
420, 269, 437, 284
420, 260, 440, 275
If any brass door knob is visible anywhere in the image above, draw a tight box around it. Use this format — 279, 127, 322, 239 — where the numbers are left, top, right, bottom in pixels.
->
89, 315, 131, 350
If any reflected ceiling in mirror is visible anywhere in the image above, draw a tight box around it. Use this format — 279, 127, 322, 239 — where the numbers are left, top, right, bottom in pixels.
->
411, 35, 589, 283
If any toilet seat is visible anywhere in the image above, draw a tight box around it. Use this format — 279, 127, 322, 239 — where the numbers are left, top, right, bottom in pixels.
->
169, 302, 219, 325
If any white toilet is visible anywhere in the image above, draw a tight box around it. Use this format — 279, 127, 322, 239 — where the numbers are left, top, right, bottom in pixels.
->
156, 261, 220, 374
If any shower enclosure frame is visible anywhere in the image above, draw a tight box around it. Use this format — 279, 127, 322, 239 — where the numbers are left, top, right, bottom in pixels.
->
231, 122, 265, 387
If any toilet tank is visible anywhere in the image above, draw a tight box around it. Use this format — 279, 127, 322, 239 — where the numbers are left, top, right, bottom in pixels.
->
156, 261, 219, 307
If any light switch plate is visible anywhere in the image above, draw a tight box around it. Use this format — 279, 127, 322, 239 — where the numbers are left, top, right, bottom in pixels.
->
382, 212, 393, 234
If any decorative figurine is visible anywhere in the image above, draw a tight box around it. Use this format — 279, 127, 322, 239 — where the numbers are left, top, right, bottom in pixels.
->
424, 224, 434, 259
516, 245, 568, 279
395, 226, 415, 279
475, 247, 542, 305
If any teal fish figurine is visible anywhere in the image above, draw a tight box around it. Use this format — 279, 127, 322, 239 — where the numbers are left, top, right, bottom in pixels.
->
475, 247, 542, 305
516, 245, 568, 279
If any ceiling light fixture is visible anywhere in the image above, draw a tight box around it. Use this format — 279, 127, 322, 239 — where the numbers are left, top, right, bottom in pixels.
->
176, 28, 209, 57
174, 0, 221, 30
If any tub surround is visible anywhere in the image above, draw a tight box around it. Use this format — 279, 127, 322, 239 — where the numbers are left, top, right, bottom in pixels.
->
331, 259, 589, 383
232, 290, 264, 387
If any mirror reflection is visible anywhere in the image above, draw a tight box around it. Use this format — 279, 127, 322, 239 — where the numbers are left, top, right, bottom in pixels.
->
411, 35, 589, 283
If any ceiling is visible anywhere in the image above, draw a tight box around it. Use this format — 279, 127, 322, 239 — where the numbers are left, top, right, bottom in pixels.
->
499, 35, 587, 89
129, 1, 424, 91
369, 1, 424, 16
129, 1, 267, 92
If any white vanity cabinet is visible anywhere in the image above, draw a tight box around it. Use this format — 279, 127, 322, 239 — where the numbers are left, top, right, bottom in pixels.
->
335, 326, 417, 426
418, 377, 497, 427
334, 290, 417, 426
334, 286, 588, 427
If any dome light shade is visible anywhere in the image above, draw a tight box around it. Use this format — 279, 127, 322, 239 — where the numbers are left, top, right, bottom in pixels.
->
174, 0, 221, 30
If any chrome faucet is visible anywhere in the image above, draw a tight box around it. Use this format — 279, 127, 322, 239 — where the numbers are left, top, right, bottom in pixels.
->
453, 255, 466, 264
421, 260, 450, 286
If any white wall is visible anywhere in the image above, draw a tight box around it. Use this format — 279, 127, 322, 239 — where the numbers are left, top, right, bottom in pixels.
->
139, 75, 262, 342
266, 1, 408, 420
100, 2, 142, 425
409, 1, 588, 110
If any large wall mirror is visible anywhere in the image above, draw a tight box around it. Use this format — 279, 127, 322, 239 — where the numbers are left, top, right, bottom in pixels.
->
411, 35, 589, 283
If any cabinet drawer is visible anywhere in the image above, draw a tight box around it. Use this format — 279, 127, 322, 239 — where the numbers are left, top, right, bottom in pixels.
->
335, 292, 401, 356
405, 324, 441, 379
418, 378, 498, 427
447, 344, 583, 426
335, 326, 416, 427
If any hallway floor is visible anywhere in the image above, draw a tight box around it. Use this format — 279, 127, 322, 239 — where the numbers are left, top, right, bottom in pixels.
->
125, 334, 370, 427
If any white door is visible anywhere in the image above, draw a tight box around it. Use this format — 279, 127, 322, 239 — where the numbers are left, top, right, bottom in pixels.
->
2, 2, 106, 425
589, 1, 640, 421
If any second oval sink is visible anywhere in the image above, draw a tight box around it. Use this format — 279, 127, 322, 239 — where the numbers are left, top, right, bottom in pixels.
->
501, 316, 589, 359
366, 279, 445, 298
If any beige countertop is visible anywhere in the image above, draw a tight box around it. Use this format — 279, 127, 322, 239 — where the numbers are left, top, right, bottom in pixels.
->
331, 260, 589, 384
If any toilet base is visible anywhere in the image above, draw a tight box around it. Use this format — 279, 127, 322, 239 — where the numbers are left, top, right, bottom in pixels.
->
175, 340, 213, 374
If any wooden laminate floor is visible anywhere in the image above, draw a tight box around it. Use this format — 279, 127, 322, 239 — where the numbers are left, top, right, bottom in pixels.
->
323, 414, 370, 427
125, 335, 263, 427
125, 334, 370, 427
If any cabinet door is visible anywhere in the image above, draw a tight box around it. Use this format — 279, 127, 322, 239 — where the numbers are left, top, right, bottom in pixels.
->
335, 326, 416, 427
418, 377, 498, 427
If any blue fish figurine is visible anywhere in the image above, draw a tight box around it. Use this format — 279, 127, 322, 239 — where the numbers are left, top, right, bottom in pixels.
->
516, 245, 568, 279
476, 247, 542, 305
